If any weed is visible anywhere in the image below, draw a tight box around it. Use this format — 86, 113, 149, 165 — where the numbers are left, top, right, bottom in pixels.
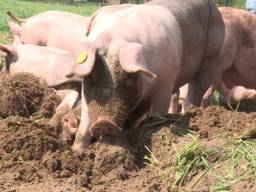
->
144, 146, 159, 166
212, 139, 256, 191
171, 134, 211, 189
143, 134, 214, 190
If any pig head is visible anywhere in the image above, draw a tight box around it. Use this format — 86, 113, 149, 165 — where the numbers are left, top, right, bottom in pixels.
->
61, 104, 81, 145
0, 38, 80, 87
70, 32, 156, 151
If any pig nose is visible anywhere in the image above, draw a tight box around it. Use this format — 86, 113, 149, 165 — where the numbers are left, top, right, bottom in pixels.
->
61, 116, 78, 130
91, 116, 121, 137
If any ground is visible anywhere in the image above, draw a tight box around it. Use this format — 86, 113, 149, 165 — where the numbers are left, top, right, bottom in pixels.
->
0, 73, 256, 192
0, 1, 255, 192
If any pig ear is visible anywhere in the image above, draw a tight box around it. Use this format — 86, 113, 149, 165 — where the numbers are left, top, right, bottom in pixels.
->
67, 32, 112, 78
8, 21, 21, 35
0, 44, 17, 59
119, 43, 157, 80
0, 44, 13, 55
67, 47, 97, 78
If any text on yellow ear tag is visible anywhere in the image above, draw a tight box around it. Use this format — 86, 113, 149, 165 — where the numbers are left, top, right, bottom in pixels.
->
77, 52, 88, 64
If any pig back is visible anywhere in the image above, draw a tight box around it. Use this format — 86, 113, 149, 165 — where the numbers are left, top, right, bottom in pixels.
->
148, 0, 225, 89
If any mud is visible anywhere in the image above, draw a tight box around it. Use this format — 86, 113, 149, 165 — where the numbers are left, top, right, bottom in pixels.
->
0, 73, 256, 191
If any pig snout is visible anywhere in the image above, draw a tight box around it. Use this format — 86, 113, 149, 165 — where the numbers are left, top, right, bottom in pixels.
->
60, 114, 80, 145
91, 116, 121, 137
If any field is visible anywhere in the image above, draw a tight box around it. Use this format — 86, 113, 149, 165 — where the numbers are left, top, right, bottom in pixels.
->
1, 0, 256, 192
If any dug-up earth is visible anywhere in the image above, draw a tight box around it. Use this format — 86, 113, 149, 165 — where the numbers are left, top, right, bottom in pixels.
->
0, 73, 256, 192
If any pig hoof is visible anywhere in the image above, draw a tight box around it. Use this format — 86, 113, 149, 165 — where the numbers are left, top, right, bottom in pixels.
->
48, 118, 59, 127
71, 143, 84, 152
201, 100, 209, 108
71, 141, 90, 152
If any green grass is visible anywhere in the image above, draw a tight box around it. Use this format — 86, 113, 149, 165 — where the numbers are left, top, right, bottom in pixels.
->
171, 134, 212, 189
0, 0, 99, 37
212, 91, 221, 106
214, 0, 245, 8
144, 131, 256, 191
143, 134, 214, 191
212, 139, 256, 191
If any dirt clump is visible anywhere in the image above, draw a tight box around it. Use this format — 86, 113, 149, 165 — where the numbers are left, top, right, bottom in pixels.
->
182, 106, 256, 138
0, 72, 61, 119
92, 136, 136, 183
0, 73, 45, 117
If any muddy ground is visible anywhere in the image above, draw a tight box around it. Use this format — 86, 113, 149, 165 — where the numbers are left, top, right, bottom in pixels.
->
0, 74, 256, 192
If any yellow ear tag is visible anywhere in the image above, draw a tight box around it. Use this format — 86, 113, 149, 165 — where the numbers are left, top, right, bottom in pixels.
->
76, 52, 88, 64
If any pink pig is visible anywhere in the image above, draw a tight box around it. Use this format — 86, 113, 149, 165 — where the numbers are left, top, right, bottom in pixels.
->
7, 10, 90, 54
68, 0, 225, 151
7, 5, 134, 54
0, 36, 81, 136
60, 104, 81, 144
201, 8, 256, 106
171, 83, 256, 113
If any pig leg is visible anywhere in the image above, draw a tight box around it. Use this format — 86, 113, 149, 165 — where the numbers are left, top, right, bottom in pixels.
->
72, 85, 92, 152
177, 84, 188, 114
169, 90, 180, 114
184, 59, 222, 112
218, 81, 235, 105
201, 84, 218, 107
54, 89, 76, 100
48, 90, 79, 127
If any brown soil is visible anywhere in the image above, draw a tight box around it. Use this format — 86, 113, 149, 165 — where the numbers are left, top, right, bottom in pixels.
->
0, 73, 60, 118
0, 73, 256, 192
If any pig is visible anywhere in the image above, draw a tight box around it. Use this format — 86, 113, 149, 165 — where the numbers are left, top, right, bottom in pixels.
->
171, 83, 256, 113
200, 7, 256, 106
67, 0, 225, 151
0, 36, 81, 130
218, 82, 256, 105
60, 104, 81, 144
7, 5, 134, 54
7, 10, 90, 54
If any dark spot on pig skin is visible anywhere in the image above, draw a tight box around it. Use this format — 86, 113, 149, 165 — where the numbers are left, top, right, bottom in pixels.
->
242, 29, 255, 49
241, 12, 256, 49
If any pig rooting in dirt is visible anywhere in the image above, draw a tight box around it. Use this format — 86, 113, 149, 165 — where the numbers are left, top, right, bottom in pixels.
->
71, 33, 156, 149
83, 50, 142, 136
